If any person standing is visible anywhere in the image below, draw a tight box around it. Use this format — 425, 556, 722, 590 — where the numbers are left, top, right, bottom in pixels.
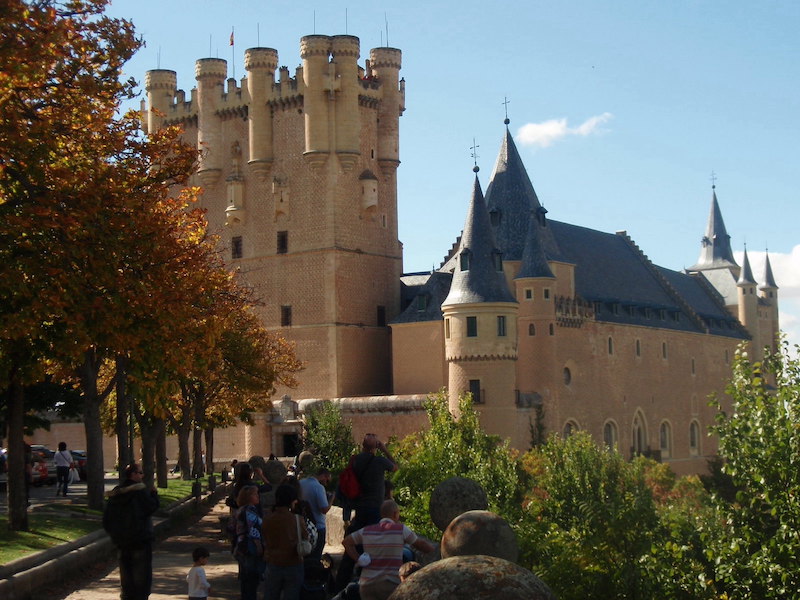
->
103, 463, 160, 600
54, 441, 72, 497
351, 434, 397, 530
233, 485, 264, 600
262, 484, 308, 600
299, 468, 331, 560
343, 500, 434, 600
187, 546, 211, 600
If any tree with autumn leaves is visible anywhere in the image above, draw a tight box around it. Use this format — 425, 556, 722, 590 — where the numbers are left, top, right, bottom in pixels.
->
0, 0, 300, 528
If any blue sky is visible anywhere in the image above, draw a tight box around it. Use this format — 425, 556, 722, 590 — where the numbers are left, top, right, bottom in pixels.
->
107, 0, 800, 347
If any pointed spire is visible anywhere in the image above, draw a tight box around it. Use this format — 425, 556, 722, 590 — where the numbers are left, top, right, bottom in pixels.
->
691, 186, 738, 271
737, 247, 756, 286
484, 124, 560, 261
759, 252, 779, 290
516, 207, 555, 279
443, 175, 516, 306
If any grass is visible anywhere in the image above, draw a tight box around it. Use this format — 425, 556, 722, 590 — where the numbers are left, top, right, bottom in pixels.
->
0, 475, 213, 565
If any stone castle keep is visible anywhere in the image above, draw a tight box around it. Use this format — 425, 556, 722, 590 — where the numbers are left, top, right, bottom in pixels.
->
34, 33, 779, 473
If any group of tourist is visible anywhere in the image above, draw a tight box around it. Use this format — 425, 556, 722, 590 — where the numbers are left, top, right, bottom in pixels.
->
102, 432, 432, 600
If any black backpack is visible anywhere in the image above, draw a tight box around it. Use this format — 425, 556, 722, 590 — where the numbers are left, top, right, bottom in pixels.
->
103, 493, 143, 547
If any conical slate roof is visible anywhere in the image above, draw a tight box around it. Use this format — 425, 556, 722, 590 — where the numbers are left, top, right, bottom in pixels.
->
442, 175, 516, 306
691, 188, 738, 271
516, 207, 555, 279
737, 248, 756, 285
759, 253, 779, 290
484, 126, 560, 261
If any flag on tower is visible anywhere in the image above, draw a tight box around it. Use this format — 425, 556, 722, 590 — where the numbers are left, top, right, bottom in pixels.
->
229, 29, 234, 46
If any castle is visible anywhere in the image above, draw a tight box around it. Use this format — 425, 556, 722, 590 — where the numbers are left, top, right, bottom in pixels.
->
132, 33, 780, 474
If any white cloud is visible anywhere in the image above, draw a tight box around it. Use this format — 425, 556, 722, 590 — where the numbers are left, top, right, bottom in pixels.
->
735, 245, 800, 350
516, 112, 613, 148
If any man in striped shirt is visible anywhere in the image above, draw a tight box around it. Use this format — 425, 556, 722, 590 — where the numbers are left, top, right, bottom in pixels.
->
343, 500, 435, 600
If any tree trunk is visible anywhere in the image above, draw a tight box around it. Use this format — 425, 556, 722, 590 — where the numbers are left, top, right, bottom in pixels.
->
137, 409, 156, 490
174, 399, 192, 480
192, 386, 204, 478
80, 348, 107, 510
204, 427, 214, 475
155, 417, 168, 488
6, 374, 28, 531
114, 354, 131, 479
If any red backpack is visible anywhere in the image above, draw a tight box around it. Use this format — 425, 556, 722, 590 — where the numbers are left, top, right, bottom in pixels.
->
339, 456, 361, 500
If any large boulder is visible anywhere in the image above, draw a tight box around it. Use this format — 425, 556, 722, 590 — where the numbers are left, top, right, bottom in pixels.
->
387, 555, 555, 600
428, 477, 488, 531
441, 510, 518, 563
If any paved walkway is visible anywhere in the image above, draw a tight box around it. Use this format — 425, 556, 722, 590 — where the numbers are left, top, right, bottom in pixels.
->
39, 499, 241, 600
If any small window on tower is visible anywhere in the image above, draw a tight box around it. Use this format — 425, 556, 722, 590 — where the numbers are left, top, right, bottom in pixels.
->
416, 295, 428, 312
460, 249, 471, 271
466, 316, 478, 337
525, 289, 533, 300
543, 288, 551, 300
492, 250, 503, 272
277, 231, 288, 254
280, 305, 292, 327
497, 315, 507, 337
377, 305, 386, 326
231, 236, 243, 259
468, 379, 482, 404
445, 318, 450, 339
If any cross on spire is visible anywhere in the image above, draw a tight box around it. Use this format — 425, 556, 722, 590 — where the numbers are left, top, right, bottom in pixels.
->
502, 97, 510, 125
710, 170, 717, 189
470, 138, 480, 173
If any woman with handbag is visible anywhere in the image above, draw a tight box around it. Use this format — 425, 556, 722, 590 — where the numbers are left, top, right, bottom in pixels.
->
54, 442, 73, 497
262, 484, 310, 600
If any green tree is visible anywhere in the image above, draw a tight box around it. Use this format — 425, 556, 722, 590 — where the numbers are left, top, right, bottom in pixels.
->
302, 401, 357, 477
706, 341, 800, 599
392, 391, 526, 540
520, 432, 659, 600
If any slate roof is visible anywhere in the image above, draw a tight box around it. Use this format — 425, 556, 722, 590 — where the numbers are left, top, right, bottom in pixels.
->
441, 176, 516, 306
689, 188, 738, 271
484, 127, 561, 261
394, 127, 748, 339
759, 253, 779, 290
395, 271, 453, 323
738, 248, 756, 285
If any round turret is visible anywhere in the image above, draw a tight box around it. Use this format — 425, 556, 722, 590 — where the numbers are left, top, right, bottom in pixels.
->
195, 59, 228, 187
331, 35, 360, 58
300, 35, 332, 159
245, 48, 279, 179
331, 35, 361, 166
245, 47, 279, 72
144, 69, 176, 133
195, 57, 228, 81
369, 47, 402, 71
369, 48, 402, 171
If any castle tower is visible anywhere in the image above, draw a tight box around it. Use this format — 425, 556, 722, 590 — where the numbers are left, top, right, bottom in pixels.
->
244, 47, 278, 180
195, 58, 228, 187
144, 35, 405, 400
691, 185, 739, 275
737, 247, 759, 353
442, 174, 519, 443
758, 252, 780, 354
143, 69, 176, 134
514, 206, 557, 405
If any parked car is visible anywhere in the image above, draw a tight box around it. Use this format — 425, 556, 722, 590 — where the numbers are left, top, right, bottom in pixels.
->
30, 445, 56, 486
70, 450, 87, 481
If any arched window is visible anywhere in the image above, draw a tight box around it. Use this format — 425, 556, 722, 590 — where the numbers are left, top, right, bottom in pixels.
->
632, 411, 647, 456
608, 337, 614, 355
549, 323, 555, 336
689, 421, 700, 456
603, 421, 618, 450
659, 421, 672, 459
563, 367, 572, 385
528, 323, 536, 336
563, 420, 578, 438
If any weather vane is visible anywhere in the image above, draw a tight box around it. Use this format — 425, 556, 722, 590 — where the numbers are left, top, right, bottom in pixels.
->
470, 138, 480, 173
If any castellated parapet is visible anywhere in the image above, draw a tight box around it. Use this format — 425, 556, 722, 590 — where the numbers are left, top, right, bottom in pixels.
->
144, 69, 177, 134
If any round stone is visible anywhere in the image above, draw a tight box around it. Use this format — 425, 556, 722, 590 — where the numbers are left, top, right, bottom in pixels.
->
262, 459, 287, 484
441, 510, 518, 563
428, 477, 488, 531
387, 555, 555, 600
